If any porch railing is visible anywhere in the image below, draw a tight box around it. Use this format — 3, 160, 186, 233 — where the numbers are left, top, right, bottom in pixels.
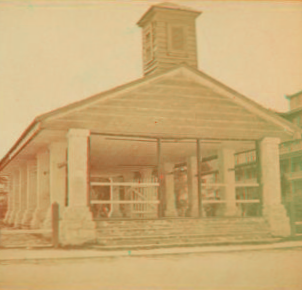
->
90, 180, 160, 219
200, 182, 261, 217
234, 150, 257, 166
280, 139, 302, 156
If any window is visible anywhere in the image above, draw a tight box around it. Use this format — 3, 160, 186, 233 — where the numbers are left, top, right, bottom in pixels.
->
171, 26, 185, 51
143, 26, 153, 63
168, 24, 188, 57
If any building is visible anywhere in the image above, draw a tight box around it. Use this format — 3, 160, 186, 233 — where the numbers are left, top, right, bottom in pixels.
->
1, 3, 301, 246
232, 90, 302, 236
0, 176, 8, 220
280, 91, 302, 127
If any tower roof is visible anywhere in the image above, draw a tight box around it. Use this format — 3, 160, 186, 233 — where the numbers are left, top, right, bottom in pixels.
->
137, 2, 201, 27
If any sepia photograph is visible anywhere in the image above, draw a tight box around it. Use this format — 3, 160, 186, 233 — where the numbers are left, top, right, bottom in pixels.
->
0, 0, 302, 289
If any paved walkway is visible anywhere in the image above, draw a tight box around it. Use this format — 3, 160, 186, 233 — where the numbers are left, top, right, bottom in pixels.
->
1, 240, 302, 262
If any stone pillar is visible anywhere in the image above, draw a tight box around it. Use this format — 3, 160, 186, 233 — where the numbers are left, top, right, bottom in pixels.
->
260, 137, 290, 237
110, 177, 123, 218
122, 172, 135, 218
187, 156, 199, 217
14, 162, 28, 227
43, 142, 67, 228
163, 163, 177, 217
8, 169, 20, 226
60, 129, 96, 246
218, 148, 237, 217
31, 150, 50, 228
4, 174, 13, 224
21, 160, 37, 227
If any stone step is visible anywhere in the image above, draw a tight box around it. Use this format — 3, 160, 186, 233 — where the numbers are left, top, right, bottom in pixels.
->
96, 221, 269, 229
97, 217, 263, 222
95, 218, 271, 248
96, 223, 268, 230
97, 228, 270, 238
96, 218, 266, 226
97, 223, 269, 230
94, 236, 280, 251
96, 221, 268, 228
97, 232, 273, 246
97, 224, 270, 234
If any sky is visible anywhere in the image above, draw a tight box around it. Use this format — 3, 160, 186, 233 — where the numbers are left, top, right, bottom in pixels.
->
0, 0, 302, 160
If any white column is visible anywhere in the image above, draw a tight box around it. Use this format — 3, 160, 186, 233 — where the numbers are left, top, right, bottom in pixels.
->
8, 169, 20, 226
187, 156, 199, 217
14, 162, 28, 227
218, 148, 237, 217
260, 137, 290, 237
22, 160, 37, 227
4, 174, 13, 224
31, 150, 50, 228
67, 129, 89, 207
43, 142, 67, 228
163, 163, 177, 217
60, 129, 96, 245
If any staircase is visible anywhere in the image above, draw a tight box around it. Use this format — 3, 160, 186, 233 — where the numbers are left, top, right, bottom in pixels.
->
95, 217, 279, 250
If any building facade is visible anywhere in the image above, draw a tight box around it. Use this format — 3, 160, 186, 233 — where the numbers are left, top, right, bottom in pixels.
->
1, 3, 301, 246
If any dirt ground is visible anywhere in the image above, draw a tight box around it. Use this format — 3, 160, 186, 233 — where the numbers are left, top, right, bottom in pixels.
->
1, 247, 302, 290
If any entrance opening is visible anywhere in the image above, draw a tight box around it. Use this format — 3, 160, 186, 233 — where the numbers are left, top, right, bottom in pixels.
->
89, 135, 159, 219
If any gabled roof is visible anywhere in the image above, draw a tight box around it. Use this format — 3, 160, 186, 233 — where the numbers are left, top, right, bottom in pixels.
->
0, 64, 301, 171
279, 107, 302, 117
285, 90, 302, 99
36, 64, 299, 132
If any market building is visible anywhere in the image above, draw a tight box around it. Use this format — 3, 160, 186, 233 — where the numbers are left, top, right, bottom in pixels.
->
1, 3, 301, 246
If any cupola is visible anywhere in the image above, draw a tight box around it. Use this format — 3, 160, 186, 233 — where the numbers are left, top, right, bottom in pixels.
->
137, 2, 201, 76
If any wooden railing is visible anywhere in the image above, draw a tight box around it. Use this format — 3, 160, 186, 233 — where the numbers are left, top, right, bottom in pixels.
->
234, 149, 257, 166
280, 139, 302, 155
90, 181, 160, 218
232, 140, 302, 160
201, 182, 261, 217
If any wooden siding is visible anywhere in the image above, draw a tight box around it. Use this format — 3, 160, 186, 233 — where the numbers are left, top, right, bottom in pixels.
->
42, 75, 287, 141
142, 9, 198, 75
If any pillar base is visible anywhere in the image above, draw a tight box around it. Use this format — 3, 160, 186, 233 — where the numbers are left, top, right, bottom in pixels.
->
31, 207, 48, 229
7, 210, 17, 226
21, 209, 35, 228
110, 211, 123, 218
4, 210, 12, 224
224, 203, 240, 217
164, 208, 178, 217
60, 206, 96, 246
14, 210, 26, 227
42, 207, 52, 229
263, 204, 291, 237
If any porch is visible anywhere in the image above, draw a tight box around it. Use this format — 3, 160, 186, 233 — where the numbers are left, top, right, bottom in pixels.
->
88, 135, 263, 221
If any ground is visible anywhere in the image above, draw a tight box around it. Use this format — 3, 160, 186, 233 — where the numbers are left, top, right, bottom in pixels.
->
1, 247, 302, 290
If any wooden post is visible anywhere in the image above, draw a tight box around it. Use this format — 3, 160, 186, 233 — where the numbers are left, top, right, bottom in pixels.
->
52, 202, 60, 248
255, 141, 263, 216
157, 139, 163, 218
65, 149, 69, 206
87, 135, 91, 208
196, 139, 202, 217
289, 157, 296, 236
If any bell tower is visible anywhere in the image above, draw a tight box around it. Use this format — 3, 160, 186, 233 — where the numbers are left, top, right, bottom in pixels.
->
137, 2, 201, 76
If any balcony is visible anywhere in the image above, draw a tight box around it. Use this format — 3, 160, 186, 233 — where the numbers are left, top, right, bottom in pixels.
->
280, 139, 302, 156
